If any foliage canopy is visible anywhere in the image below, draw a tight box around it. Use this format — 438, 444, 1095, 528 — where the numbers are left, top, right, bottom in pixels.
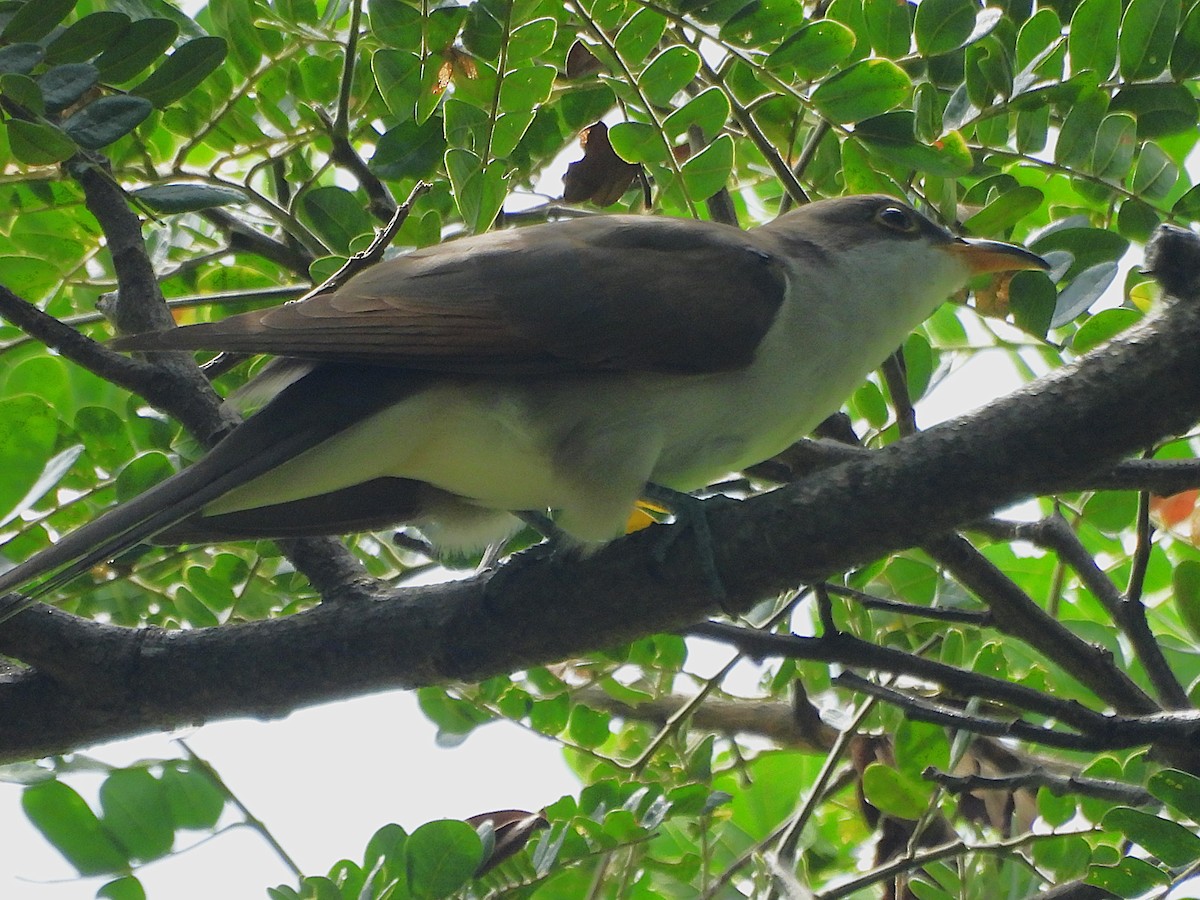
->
2, 0, 1200, 897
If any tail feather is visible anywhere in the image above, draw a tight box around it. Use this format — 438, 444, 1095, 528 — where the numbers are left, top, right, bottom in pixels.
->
0, 364, 423, 598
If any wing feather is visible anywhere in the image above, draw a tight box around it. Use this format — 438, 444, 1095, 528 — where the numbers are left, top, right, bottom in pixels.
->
113, 216, 787, 375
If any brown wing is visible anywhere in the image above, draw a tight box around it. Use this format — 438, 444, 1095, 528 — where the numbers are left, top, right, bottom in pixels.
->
113, 215, 788, 375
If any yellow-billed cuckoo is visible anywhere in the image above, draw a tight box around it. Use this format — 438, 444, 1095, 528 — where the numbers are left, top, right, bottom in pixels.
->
0, 194, 1047, 597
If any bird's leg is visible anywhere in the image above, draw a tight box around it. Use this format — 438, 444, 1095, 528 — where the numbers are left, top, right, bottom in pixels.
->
641, 483, 733, 612
516, 510, 564, 543
475, 511, 560, 573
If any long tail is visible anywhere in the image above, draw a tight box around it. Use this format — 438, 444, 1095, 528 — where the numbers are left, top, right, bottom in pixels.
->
0, 364, 421, 599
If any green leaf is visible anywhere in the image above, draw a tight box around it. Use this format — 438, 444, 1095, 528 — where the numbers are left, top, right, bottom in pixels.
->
100, 768, 174, 862
1085, 857, 1170, 893
7, 120, 76, 165
461, 1, 502, 59
62, 95, 153, 148
1089, 114, 1136, 179
0, 396, 59, 520
1104, 807, 1200, 866
1053, 263, 1120, 329
131, 36, 227, 108
1118, 0, 1180, 79
608, 120, 669, 163
2, 72, 42, 116
914, 0, 976, 56
722, 0, 807, 44
1032, 226, 1128, 278
2, 0, 76, 43
639, 46, 700, 107
853, 380, 889, 427
913, 82, 941, 142
300, 186, 374, 255
1016, 105, 1049, 153
1008, 270, 1057, 337
37, 63, 99, 113
1016, 8, 1062, 69
0, 255, 61, 303
160, 763, 225, 830
722, 752, 823, 839
614, 9, 666, 63
1082, 490, 1138, 533
403, 820, 483, 899
97, 876, 146, 900
498, 64, 556, 112
827, 0, 871, 62
680, 133, 733, 201
567, 703, 611, 748
445, 149, 506, 233
1116, 197, 1160, 242
211, 0, 264, 72
1054, 87, 1106, 169
1037, 787, 1077, 828
1130, 141, 1177, 199
971, 41, 1014, 105
1071, 307, 1140, 354
766, 20, 855, 78
46, 11, 130, 64
970, 7, 1005, 45
370, 0, 422, 47
132, 184, 245, 213
861, 763, 930, 819
1174, 184, 1200, 219
444, 96, 488, 150
863, 0, 913, 57
1109, 83, 1199, 139
1173, 561, 1200, 644
372, 49, 421, 123
0, 43, 44, 75
1069, 0, 1120, 76
662, 87, 729, 141
894, 721, 950, 779
22, 781, 129, 876
810, 58, 911, 123
416, 686, 493, 738
1149, 769, 1200, 823
963, 186, 1043, 235
855, 112, 973, 176
174, 586, 220, 627
94, 17, 179, 84
560, 84, 616, 129
841, 137, 904, 194
508, 17, 557, 62
116, 452, 175, 502
372, 117, 446, 180
1172, 0, 1200, 78
490, 110, 535, 158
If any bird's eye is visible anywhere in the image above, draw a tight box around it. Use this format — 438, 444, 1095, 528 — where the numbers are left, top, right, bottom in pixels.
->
875, 206, 919, 233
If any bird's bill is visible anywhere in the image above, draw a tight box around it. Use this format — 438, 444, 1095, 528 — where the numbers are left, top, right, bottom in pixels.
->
942, 238, 1049, 275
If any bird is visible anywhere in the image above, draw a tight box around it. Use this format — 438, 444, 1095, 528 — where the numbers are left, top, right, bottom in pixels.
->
0, 194, 1047, 598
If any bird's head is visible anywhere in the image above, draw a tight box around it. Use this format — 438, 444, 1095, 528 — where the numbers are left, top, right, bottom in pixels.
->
762, 194, 1048, 319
